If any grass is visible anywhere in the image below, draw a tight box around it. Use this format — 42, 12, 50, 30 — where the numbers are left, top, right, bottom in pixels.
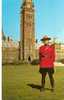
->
2, 64, 64, 100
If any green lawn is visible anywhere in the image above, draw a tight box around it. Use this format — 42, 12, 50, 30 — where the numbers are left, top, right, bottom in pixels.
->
2, 64, 64, 100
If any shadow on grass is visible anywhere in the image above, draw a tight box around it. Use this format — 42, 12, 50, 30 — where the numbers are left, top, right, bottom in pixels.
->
27, 84, 52, 91
27, 84, 41, 89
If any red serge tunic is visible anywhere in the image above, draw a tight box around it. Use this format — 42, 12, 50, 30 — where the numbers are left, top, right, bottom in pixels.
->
39, 44, 55, 68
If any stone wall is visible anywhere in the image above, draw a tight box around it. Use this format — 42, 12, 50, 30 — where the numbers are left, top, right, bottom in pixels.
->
2, 47, 20, 64
56, 49, 64, 61
2, 45, 64, 64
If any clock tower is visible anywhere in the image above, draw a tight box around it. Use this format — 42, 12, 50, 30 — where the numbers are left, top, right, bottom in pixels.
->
20, 0, 35, 62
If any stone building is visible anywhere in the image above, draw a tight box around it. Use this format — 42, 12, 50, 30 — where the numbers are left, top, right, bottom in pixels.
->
20, 0, 36, 62
55, 43, 64, 61
2, 36, 19, 64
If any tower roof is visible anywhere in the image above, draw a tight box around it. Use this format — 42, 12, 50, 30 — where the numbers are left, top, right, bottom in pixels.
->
21, 0, 34, 9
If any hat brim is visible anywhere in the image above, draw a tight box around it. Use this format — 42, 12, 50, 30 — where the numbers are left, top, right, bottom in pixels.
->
41, 38, 51, 41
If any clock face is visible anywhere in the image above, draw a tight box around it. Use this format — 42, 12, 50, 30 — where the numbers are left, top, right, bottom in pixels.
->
27, 4, 31, 8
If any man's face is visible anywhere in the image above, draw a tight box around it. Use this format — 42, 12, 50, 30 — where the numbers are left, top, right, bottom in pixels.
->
43, 40, 49, 45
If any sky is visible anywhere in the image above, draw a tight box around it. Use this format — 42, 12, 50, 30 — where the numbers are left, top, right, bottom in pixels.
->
2, 0, 64, 43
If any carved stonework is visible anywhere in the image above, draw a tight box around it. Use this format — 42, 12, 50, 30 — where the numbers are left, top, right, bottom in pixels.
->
20, 0, 35, 61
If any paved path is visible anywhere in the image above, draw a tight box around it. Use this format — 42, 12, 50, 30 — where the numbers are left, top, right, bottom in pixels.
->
54, 62, 64, 67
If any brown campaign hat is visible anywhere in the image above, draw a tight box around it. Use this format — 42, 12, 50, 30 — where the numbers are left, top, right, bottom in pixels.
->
41, 35, 51, 41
